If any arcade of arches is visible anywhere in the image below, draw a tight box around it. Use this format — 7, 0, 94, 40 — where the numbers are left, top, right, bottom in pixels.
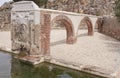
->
41, 13, 103, 56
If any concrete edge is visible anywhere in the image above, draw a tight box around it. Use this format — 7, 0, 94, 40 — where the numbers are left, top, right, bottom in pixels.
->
0, 47, 18, 54
18, 56, 114, 78
49, 58, 114, 78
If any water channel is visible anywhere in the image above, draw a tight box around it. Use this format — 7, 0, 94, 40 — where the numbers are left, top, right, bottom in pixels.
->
0, 51, 105, 78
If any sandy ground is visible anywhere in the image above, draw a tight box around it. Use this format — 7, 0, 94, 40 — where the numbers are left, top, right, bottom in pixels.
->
0, 31, 11, 49
50, 29, 120, 75
0, 30, 120, 76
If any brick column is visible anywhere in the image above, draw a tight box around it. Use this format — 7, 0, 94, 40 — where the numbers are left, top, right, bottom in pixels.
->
67, 36, 77, 44
86, 21, 93, 36
41, 14, 51, 56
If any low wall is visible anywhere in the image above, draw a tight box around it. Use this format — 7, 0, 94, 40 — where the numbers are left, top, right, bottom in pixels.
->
101, 16, 120, 41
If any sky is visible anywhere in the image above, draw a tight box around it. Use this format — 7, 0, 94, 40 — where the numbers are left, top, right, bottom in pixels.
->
0, 0, 12, 6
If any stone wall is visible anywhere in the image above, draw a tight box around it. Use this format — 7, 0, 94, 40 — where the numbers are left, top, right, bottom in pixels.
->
0, 2, 12, 31
102, 16, 120, 40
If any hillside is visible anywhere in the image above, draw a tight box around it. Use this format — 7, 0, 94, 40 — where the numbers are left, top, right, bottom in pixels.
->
45, 0, 116, 16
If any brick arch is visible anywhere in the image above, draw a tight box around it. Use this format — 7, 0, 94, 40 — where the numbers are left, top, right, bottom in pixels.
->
78, 16, 93, 36
95, 18, 103, 32
51, 15, 76, 44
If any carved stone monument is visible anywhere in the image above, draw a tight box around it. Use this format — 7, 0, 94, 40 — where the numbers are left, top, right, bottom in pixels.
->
11, 1, 41, 56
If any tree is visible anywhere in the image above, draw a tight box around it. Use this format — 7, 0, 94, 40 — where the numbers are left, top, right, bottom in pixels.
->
115, 0, 120, 21
13, 0, 48, 8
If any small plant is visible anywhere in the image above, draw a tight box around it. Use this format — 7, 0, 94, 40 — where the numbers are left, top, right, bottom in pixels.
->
115, 0, 120, 21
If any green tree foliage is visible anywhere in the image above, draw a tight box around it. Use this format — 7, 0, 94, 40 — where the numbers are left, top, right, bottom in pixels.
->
13, 0, 48, 8
115, 0, 120, 21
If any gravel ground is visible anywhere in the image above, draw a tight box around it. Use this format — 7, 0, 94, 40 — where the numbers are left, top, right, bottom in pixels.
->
50, 29, 120, 75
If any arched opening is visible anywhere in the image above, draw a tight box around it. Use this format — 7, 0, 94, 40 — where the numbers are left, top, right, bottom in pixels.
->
78, 17, 93, 36
51, 15, 76, 44
95, 18, 103, 32
41, 14, 76, 56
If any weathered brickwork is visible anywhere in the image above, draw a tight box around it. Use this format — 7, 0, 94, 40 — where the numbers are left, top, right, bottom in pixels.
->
81, 17, 93, 36
51, 15, 76, 44
41, 14, 51, 56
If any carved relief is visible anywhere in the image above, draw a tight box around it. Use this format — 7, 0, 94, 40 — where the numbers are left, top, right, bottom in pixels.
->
13, 20, 28, 42
11, 12, 30, 53
17, 24, 28, 42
